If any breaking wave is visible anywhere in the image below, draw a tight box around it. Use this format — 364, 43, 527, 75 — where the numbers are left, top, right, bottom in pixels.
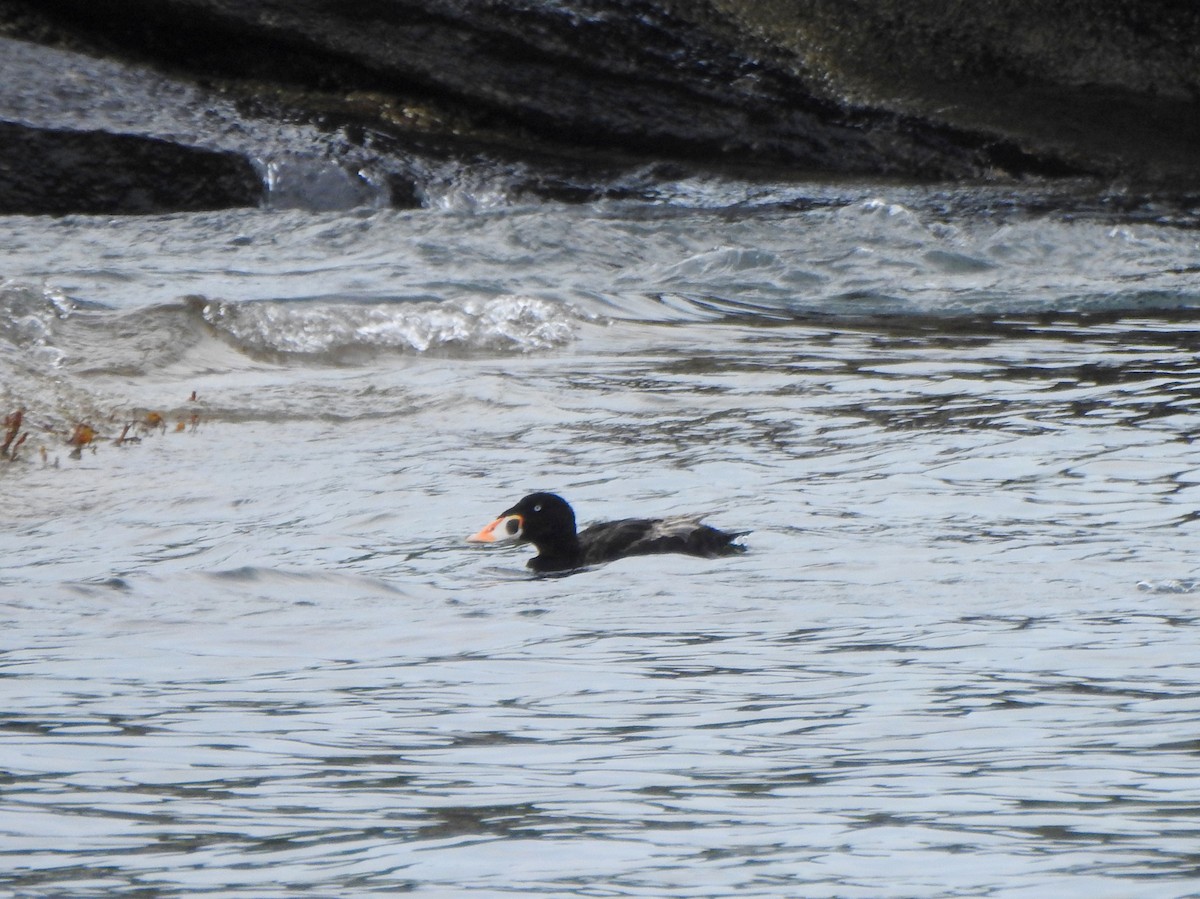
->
0, 284, 584, 435
0, 285, 581, 372
192, 294, 580, 358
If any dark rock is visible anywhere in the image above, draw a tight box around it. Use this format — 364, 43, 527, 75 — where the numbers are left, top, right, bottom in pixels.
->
1, 0, 1198, 210
1, 0, 1087, 181
0, 122, 263, 214
713, 0, 1200, 185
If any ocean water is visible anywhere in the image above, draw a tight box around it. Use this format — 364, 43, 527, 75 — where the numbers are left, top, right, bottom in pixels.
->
3, 184, 1200, 897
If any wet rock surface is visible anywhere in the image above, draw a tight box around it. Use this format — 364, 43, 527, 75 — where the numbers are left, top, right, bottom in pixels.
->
0, 0, 1196, 214
0, 122, 263, 215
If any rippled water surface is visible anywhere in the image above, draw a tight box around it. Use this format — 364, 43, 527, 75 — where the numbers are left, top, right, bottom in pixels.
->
3, 188, 1200, 896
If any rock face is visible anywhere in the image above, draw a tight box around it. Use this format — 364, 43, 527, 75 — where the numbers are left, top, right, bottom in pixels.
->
0, 122, 263, 215
714, 0, 1200, 184
0, 0, 1196, 213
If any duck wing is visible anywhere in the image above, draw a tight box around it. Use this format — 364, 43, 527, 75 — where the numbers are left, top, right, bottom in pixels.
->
579, 515, 746, 564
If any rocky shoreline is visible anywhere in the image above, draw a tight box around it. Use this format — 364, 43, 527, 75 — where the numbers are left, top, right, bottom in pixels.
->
1, 0, 1196, 214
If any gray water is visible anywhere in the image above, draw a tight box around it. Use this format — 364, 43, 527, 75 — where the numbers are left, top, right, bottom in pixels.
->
3, 187, 1200, 897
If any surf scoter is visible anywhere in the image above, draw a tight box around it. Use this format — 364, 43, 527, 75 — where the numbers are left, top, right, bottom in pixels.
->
467, 492, 747, 573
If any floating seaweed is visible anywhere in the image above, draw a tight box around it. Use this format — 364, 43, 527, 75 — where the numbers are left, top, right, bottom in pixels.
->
67, 422, 97, 459
2, 408, 24, 459
113, 422, 136, 447
8, 432, 27, 461
175, 412, 201, 433
4, 390, 203, 469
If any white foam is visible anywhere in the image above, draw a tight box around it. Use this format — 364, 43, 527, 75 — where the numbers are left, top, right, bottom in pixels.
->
199, 294, 578, 356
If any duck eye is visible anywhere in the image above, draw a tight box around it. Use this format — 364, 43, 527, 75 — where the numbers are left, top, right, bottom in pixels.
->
505, 518, 520, 535
532, 504, 542, 513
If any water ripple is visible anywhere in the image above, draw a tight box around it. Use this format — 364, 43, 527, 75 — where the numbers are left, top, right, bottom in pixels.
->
4, 200, 1200, 897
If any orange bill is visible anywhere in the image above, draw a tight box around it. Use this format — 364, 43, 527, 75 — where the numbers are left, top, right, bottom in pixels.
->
467, 514, 524, 544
